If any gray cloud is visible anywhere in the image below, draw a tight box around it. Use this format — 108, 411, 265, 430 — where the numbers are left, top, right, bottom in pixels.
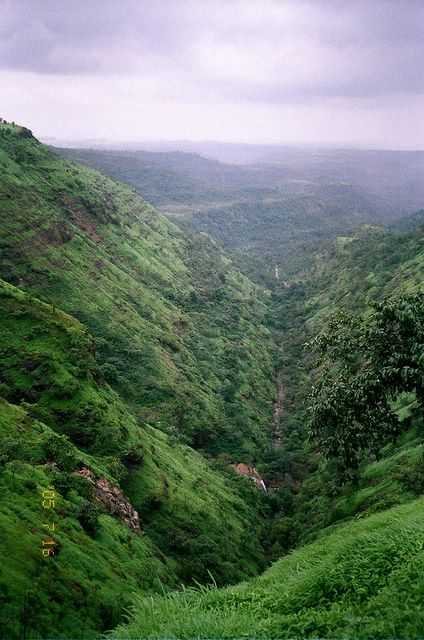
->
1, 0, 423, 99
0, 0, 193, 73
0, 0, 423, 147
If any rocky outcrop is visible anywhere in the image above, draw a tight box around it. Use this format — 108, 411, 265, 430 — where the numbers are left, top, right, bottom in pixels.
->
75, 467, 141, 532
231, 463, 267, 492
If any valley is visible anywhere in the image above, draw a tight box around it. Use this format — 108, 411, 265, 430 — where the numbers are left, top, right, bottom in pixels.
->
58, 144, 424, 281
271, 374, 285, 449
3, 1, 424, 638
1, 122, 424, 639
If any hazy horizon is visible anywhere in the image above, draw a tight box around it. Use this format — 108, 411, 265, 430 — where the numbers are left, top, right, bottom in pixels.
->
42, 135, 424, 156
3, 0, 424, 150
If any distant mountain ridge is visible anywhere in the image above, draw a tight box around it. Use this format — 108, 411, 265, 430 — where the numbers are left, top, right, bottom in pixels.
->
57, 144, 424, 281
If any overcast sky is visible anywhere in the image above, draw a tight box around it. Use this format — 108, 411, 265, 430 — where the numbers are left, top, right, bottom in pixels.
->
1, 0, 424, 147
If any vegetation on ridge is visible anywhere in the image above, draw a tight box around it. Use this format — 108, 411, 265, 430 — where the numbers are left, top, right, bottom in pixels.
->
0, 123, 275, 460
2, 120, 424, 639
115, 230, 424, 637
308, 293, 424, 471
0, 277, 267, 639
113, 498, 424, 639
0, 124, 272, 639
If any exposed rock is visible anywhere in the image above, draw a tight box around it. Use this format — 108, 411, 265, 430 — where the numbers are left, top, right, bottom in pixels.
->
231, 463, 267, 492
74, 467, 141, 532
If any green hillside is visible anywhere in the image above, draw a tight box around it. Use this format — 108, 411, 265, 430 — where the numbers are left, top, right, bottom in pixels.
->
0, 124, 274, 639
0, 277, 266, 639
57, 145, 424, 281
0, 124, 274, 459
263, 222, 424, 539
3, 121, 424, 639
302, 223, 424, 326
115, 219, 424, 639
114, 497, 424, 639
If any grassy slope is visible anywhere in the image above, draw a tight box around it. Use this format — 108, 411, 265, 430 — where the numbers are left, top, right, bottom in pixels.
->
303, 224, 424, 328
4, 123, 424, 637
113, 236, 424, 640
0, 278, 172, 638
0, 123, 274, 460
265, 222, 424, 500
116, 222, 424, 639
0, 124, 274, 638
0, 278, 267, 639
114, 497, 424, 639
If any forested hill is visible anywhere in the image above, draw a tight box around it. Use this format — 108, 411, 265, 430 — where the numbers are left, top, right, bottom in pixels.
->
4, 120, 424, 640
0, 123, 275, 459
116, 218, 424, 640
57, 145, 424, 279
0, 122, 275, 638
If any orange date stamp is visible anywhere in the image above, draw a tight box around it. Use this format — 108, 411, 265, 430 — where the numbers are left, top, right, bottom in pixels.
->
41, 487, 58, 558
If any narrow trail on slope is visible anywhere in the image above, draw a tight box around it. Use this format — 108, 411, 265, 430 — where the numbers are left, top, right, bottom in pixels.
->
272, 372, 285, 448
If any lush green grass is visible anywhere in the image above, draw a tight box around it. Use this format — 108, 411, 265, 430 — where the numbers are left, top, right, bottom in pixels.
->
303, 224, 424, 328
0, 123, 275, 460
281, 425, 424, 551
0, 277, 267, 638
114, 497, 424, 639
4, 122, 424, 639
0, 395, 173, 639
56, 144, 424, 639
261, 222, 424, 532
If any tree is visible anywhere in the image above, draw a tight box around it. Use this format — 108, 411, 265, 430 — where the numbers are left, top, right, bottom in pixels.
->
307, 293, 424, 472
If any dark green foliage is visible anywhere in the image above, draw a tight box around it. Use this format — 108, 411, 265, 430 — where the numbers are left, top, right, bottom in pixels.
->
0, 283, 268, 638
402, 449, 424, 495
57, 145, 424, 282
0, 126, 274, 460
77, 500, 101, 536
5, 123, 424, 639
308, 294, 424, 470
42, 432, 79, 471
0, 126, 274, 638
259, 223, 424, 557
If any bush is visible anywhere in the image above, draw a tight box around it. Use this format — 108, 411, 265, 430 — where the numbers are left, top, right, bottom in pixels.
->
77, 500, 101, 537
42, 433, 78, 471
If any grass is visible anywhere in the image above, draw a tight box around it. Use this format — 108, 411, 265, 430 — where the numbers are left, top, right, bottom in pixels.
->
0, 279, 267, 638
0, 396, 173, 639
0, 123, 275, 460
4, 122, 424, 639
113, 497, 424, 639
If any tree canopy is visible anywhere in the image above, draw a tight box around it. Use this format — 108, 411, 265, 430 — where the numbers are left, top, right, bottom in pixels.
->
308, 292, 424, 471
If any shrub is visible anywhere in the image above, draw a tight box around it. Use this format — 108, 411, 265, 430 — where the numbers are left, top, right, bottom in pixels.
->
77, 500, 101, 537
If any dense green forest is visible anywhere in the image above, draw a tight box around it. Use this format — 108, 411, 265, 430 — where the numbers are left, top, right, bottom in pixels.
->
2, 122, 424, 638
58, 145, 424, 280
115, 210, 424, 639
0, 124, 272, 638
1, 124, 275, 460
